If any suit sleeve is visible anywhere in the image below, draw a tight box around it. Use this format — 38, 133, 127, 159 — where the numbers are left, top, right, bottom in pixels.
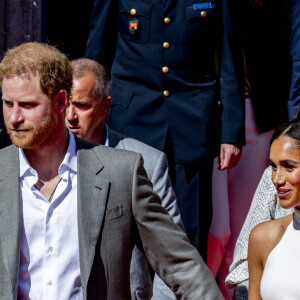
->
150, 151, 184, 231
219, 0, 245, 145
288, 0, 300, 120
132, 154, 224, 300
150, 152, 184, 300
85, 0, 118, 72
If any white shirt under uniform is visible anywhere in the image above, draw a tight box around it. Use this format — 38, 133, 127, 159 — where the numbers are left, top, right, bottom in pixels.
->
18, 130, 83, 300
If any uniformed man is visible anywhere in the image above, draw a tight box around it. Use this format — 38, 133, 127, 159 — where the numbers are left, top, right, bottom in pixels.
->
85, 0, 245, 260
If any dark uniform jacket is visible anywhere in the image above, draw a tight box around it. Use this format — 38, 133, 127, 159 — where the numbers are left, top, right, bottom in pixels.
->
86, 0, 245, 164
288, 0, 300, 120
232, 0, 292, 132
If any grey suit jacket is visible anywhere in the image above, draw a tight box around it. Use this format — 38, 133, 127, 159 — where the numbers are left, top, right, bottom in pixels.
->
0, 136, 223, 300
109, 128, 183, 300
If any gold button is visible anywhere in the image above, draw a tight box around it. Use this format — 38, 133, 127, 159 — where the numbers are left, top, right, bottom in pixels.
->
201, 11, 207, 17
130, 8, 136, 15
163, 42, 170, 49
218, 100, 221, 107
162, 66, 169, 74
163, 90, 170, 97
164, 17, 171, 24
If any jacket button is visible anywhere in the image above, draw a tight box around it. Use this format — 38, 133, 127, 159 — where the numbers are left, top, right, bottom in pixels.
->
130, 8, 136, 15
201, 11, 207, 17
218, 100, 221, 107
163, 90, 170, 97
163, 42, 170, 49
162, 66, 169, 73
164, 17, 171, 24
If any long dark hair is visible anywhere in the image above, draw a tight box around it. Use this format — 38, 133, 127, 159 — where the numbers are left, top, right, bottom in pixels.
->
270, 119, 300, 150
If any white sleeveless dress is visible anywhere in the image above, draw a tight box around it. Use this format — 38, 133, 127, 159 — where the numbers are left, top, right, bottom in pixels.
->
260, 208, 300, 299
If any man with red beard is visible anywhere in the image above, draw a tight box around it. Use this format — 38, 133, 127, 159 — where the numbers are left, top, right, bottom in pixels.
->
0, 42, 223, 300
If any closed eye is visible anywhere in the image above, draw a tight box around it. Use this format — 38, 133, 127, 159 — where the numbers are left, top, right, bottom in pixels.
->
3, 100, 13, 107
74, 103, 91, 110
20, 102, 37, 109
269, 160, 276, 170
283, 163, 295, 170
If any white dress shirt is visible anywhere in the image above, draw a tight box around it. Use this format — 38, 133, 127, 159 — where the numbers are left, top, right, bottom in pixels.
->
104, 123, 109, 147
18, 130, 83, 300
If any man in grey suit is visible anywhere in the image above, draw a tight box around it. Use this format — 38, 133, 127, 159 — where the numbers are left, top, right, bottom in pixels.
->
0, 42, 223, 299
65, 58, 183, 300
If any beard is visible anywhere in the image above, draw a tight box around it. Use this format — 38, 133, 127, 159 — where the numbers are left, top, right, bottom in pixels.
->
5, 107, 58, 150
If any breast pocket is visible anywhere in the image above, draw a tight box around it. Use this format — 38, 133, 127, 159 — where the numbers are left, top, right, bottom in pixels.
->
119, 2, 152, 44
185, 1, 216, 38
105, 204, 123, 222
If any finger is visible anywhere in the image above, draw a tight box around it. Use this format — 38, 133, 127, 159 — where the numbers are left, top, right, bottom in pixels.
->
219, 147, 226, 169
219, 152, 231, 170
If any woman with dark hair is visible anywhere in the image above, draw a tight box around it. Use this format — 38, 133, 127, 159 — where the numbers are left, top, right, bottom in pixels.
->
209, 1, 293, 297
248, 119, 300, 299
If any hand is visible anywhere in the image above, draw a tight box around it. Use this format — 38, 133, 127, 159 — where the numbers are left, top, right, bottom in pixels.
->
218, 143, 242, 170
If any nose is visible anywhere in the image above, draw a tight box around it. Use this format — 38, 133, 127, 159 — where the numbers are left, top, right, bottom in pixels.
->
272, 168, 285, 186
66, 104, 77, 122
8, 104, 24, 125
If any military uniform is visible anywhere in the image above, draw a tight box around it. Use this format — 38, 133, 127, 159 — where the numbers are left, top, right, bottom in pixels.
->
86, 0, 244, 259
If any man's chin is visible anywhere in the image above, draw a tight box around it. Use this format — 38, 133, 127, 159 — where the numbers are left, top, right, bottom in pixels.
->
69, 127, 82, 137
8, 130, 42, 149
9, 135, 36, 149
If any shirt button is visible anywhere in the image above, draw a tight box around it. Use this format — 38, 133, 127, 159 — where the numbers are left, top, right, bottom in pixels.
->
48, 246, 54, 252
164, 17, 171, 24
163, 90, 170, 97
163, 42, 170, 49
130, 8, 136, 15
162, 66, 169, 74
201, 11, 207, 17
47, 280, 53, 286
48, 212, 53, 217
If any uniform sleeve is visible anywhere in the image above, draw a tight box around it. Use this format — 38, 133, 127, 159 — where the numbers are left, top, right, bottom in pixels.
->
132, 154, 224, 300
219, 0, 245, 145
85, 0, 118, 72
287, 0, 300, 120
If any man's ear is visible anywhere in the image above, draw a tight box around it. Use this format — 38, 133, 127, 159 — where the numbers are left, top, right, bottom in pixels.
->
53, 90, 68, 113
102, 96, 112, 118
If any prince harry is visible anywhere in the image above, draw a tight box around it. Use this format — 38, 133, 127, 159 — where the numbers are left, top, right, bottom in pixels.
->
0, 42, 222, 300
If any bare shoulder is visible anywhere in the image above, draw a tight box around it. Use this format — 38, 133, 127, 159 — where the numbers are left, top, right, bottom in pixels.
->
249, 214, 293, 265
250, 215, 292, 244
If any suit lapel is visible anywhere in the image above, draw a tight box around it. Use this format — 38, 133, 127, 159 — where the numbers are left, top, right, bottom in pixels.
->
108, 127, 124, 150
76, 137, 110, 288
0, 146, 21, 292
0, 139, 111, 292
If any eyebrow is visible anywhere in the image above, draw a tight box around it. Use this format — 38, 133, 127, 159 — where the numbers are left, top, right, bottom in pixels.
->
280, 159, 300, 164
269, 159, 275, 165
269, 158, 300, 165
2, 97, 36, 102
70, 100, 92, 105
